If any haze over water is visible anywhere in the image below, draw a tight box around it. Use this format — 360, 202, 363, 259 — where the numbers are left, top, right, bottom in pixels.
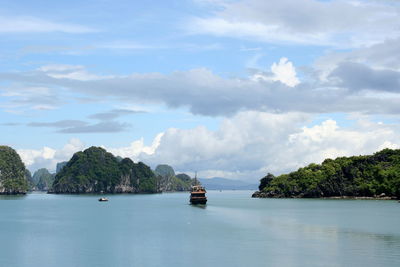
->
1, 191, 399, 267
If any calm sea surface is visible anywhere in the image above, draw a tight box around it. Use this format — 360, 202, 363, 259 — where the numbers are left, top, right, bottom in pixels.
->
0, 191, 399, 267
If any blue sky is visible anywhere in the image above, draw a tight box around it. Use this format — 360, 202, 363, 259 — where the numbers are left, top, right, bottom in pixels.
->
1, 0, 400, 181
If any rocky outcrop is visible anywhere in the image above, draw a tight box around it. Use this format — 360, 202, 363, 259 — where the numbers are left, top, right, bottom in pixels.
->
0, 146, 29, 194
154, 164, 194, 192
252, 191, 274, 198
56, 161, 67, 174
50, 147, 158, 194
32, 168, 55, 191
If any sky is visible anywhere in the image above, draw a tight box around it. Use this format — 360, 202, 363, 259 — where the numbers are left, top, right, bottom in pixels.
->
1, 0, 400, 182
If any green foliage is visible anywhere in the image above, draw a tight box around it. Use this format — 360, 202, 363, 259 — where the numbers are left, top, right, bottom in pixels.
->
154, 164, 194, 191
26, 169, 34, 190
33, 168, 55, 191
259, 173, 275, 191
120, 159, 158, 193
56, 161, 67, 174
176, 173, 192, 182
154, 164, 175, 177
51, 147, 158, 194
0, 146, 28, 194
260, 148, 400, 198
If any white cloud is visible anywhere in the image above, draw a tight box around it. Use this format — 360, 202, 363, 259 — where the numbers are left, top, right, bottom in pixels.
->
0, 16, 96, 33
106, 133, 164, 160
189, 0, 400, 47
270, 58, 300, 87
314, 37, 400, 81
39, 64, 113, 81
16, 113, 400, 182
0, 85, 63, 113
18, 138, 85, 172
137, 112, 400, 181
252, 57, 300, 87
189, 17, 331, 46
3, 61, 400, 116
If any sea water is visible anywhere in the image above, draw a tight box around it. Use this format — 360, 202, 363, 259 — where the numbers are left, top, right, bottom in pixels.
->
0, 191, 399, 267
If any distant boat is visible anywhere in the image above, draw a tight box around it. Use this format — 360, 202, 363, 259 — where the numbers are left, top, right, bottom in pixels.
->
98, 197, 108, 202
190, 185, 207, 205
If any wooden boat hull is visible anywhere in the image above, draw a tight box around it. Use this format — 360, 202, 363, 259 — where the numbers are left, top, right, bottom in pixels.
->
190, 197, 207, 205
190, 184, 207, 205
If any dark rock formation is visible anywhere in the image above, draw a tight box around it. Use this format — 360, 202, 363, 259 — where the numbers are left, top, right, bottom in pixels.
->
56, 161, 67, 174
154, 164, 175, 177
50, 147, 158, 194
154, 164, 194, 191
0, 146, 29, 194
33, 168, 55, 191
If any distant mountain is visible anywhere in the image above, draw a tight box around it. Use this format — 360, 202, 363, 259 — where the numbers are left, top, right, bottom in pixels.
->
199, 177, 257, 190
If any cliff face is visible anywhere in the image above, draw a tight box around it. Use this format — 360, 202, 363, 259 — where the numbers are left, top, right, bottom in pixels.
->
50, 147, 158, 194
154, 165, 194, 192
32, 168, 55, 191
253, 148, 400, 199
56, 161, 67, 174
0, 146, 29, 194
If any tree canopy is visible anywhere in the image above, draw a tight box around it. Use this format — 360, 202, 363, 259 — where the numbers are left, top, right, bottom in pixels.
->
258, 148, 400, 198
0, 146, 28, 194
51, 147, 158, 193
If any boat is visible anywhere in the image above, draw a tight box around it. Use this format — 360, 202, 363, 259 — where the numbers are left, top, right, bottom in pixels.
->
98, 197, 108, 202
190, 185, 207, 205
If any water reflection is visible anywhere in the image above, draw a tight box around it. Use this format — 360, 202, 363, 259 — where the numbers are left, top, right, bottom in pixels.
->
0, 194, 26, 200
1, 191, 399, 267
190, 204, 207, 209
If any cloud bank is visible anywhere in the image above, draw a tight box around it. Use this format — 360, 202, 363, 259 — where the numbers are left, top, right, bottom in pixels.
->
1, 55, 400, 117
189, 0, 400, 48
19, 112, 400, 181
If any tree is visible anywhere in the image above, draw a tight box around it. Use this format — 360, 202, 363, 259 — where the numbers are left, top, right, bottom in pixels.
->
259, 173, 275, 191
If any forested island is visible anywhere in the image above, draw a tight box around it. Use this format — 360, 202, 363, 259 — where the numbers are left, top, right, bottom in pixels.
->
50, 147, 196, 194
31, 168, 55, 191
253, 148, 400, 199
4, 144, 400, 198
0, 145, 196, 195
0, 146, 29, 194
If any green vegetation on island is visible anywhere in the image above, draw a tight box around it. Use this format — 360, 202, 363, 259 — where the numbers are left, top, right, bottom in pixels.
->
0, 146, 201, 195
253, 148, 400, 199
32, 168, 55, 191
0, 146, 29, 194
50, 146, 159, 194
154, 164, 195, 191
56, 161, 67, 174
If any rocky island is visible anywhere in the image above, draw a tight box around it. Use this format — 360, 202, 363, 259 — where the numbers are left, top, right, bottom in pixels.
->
0, 145, 201, 195
49, 146, 196, 194
154, 164, 195, 191
253, 148, 400, 199
0, 146, 29, 194
50, 146, 159, 194
31, 168, 55, 191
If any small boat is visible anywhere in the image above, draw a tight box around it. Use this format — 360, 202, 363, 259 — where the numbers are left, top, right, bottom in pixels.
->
190, 185, 207, 205
98, 197, 108, 202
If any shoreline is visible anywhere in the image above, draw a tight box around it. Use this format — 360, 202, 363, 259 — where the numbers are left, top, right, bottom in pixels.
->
252, 191, 398, 200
